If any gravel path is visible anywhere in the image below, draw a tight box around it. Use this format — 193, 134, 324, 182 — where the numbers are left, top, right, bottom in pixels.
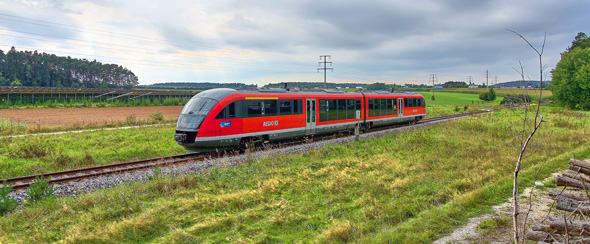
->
8, 116, 467, 204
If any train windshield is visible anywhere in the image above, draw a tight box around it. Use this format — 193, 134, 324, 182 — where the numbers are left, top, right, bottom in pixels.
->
177, 114, 205, 130
181, 97, 218, 115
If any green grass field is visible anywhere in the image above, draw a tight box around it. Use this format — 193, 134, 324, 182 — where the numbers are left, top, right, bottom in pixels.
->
1, 107, 589, 243
417, 91, 503, 106
442, 88, 552, 97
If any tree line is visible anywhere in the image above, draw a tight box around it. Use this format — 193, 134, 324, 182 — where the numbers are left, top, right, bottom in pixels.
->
0, 47, 139, 88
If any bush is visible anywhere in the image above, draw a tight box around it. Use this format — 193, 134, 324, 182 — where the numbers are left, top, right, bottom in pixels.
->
125, 114, 138, 125
7, 137, 55, 159
479, 87, 497, 101
454, 105, 460, 112
149, 111, 165, 122
500, 94, 532, 105
0, 117, 28, 135
0, 180, 18, 215
25, 175, 55, 203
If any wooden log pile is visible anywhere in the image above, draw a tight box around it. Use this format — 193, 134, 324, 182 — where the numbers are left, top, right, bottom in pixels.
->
526, 158, 590, 243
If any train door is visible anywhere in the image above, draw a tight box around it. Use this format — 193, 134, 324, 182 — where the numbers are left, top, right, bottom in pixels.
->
306, 99, 316, 135
398, 98, 404, 117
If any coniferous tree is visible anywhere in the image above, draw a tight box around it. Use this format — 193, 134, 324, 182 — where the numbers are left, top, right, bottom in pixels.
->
0, 47, 139, 88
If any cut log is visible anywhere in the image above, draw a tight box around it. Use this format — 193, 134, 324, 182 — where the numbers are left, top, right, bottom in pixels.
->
571, 158, 590, 170
563, 172, 590, 184
569, 165, 590, 176
556, 175, 590, 189
549, 219, 590, 236
532, 224, 553, 232
525, 230, 549, 241
556, 199, 590, 215
549, 190, 589, 201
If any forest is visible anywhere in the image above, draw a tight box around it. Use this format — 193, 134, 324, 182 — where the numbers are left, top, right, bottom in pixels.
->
0, 47, 138, 88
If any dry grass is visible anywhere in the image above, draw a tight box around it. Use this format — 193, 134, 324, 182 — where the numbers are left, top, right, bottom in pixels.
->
0, 107, 589, 243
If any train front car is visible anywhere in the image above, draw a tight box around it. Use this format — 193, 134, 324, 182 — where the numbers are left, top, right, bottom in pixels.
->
174, 88, 237, 152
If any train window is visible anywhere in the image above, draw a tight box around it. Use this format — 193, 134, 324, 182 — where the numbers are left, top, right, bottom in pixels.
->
279, 100, 292, 115
368, 99, 375, 117
319, 99, 327, 122
215, 109, 224, 119
215, 102, 236, 119
337, 99, 346, 120
296, 100, 303, 114
386, 99, 394, 115
264, 100, 277, 116
247, 101, 263, 117
346, 99, 355, 119
328, 100, 337, 121
380, 99, 387, 116
355, 99, 361, 111
375, 99, 381, 116
419, 98, 425, 106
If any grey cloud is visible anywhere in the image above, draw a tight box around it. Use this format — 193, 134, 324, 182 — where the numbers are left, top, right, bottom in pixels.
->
228, 15, 258, 31
155, 23, 212, 51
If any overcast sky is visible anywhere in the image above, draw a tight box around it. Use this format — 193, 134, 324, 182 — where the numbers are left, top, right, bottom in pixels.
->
1, 0, 588, 86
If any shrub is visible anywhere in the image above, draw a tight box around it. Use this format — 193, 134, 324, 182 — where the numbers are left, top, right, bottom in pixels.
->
8, 137, 55, 159
454, 105, 460, 112
500, 94, 532, 105
25, 175, 55, 203
0, 117, 28, 135
163, 98, 180, 106
125, 114, 138, 125
0, 180, 18, 215
149, 111, 165, 122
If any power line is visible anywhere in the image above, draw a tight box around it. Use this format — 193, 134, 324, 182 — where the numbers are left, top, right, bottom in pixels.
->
0, 30, 316, 67
0, 44, 316, 74
0, 12, 302, 60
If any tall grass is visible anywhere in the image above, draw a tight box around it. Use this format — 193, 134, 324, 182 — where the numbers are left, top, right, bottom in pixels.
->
0, 107, 589, 243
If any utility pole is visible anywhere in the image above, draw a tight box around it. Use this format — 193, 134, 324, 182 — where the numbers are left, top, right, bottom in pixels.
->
430, 74, 437, 99
318, 55, 333, 89
468, 76, 473, 85
486, 70, 489, 88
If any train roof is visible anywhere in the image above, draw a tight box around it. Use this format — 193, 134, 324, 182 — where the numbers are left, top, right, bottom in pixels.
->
193, 88, 421, 101
237, 87, 419, 95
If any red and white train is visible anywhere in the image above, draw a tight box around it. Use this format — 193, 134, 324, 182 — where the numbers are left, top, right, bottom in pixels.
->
175, 88, 426, 152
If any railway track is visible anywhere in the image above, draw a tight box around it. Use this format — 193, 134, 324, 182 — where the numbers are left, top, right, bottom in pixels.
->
1, 109, 490, 192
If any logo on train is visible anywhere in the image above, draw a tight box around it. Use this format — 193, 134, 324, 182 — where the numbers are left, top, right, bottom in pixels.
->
263, 120, 279, 127
220, 121, 231, 127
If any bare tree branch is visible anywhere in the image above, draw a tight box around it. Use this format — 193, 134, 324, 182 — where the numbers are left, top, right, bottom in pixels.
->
507, 29, 546, 244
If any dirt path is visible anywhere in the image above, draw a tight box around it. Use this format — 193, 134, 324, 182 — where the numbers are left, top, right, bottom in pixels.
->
0, 106, 183, 128
434, 174, 561, 243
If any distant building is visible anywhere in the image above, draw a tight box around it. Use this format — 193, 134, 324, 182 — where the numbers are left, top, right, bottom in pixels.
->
468, 85, 478, 89
356, 86, 362, 89
524, 85, 537, 89
434, 86, 443, 89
